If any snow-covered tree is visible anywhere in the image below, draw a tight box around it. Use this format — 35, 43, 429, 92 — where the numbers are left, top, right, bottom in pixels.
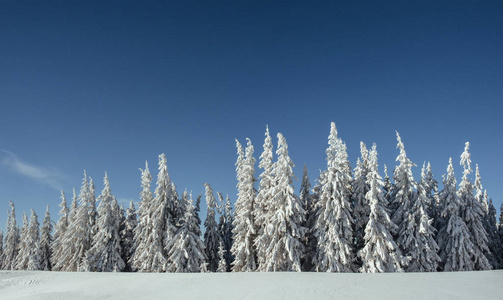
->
352, 142, 371, 253
218, 193, 234, 271
231, 138, 257, 272
358, 144, 405, 273
53, 171, 93, 271
391, 132, 417, 236
166, 191, 206, 273
204, 183, 222, 272
257, 133, 306, 272
15, 212, 30, 270
458, 143, 491, 270
121, 200, 137, 271
26, 210, 43, 271
217, 240, 228, 272
0, 231, 3, 266
312, 122, 354, 272
424, 162, 439, 222
300, 164, 316, 271
437, 158, 474, 271
382, 164, 393, 206
399, 163, 440, 272
1, 202, 19, 270
39, 205, 53, 271
84, 173, 125, 272
69, 188, 78, 222
88, 177, 97, 237
51, 191, 69, 270
486, 196, 503, 269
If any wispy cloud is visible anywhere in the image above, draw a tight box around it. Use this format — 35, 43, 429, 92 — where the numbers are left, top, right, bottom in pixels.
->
0, 149, 67, 191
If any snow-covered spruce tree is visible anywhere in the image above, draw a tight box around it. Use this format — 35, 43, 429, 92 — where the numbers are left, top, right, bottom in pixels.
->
69, 188, 78, 222
486, 196, 503, 269
458, 143, 491, 270
424, 162, 439, 223
358, 144, 405, 273
218, 193, 234, 271
0, 231, 3, 265
51, 191, 69, 271
39, 205, 53, 271
217, 240, 228, 272
231, 139, 257, 272
131, 161, 153, 272
352, 142, 371, 254
195, 194, 202, 230
382, 164, 393, 206
391, 132, 417, 239
436, 158, 474, 271
299, 164, 316, 271
121, 200, 137, 272
84, 173, 125, 272
313, 122, 354, 272
15, 212, 30, 270
26, 210, 43, 271
53, 171, 93, 272
399, 163, 440, 272
204, 183, 222, 272
258, 133, 306, 272
166, 190, 206, 273
1, 202, 19, 270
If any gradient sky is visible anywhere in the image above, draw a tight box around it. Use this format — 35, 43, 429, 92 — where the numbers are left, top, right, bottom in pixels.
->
1, 1, 502, 227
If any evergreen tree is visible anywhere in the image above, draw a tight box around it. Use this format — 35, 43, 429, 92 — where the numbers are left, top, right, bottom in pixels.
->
299, 164, 316, 271
121, 200, 137, 272
51, 191, 69, 271
352, 142, 371, 254
166, 191, 206, 273
382, 164, 393, 206
217, 240, 228, 272
257, 133, 306, 272
458, 143, 491, 270
400, 163, 440, 272
313, 122, 354, 272
1, 202, 19, 270
53, 171, 93, 271
437, 158, 474, 271
424, 162, 439, 222
69, 188, 78, 222
195, 194, 202, 230
26, 210, 42, 271
39, 205, 53, 271
88, 177, 97, 237
15, 212, 30, 270
486, 196, 503, 269
231, 139, 257, 272
0, 231, 3, 267
391, 132, 417, 235
218, 193, 234, 271
204, 183, 222, 272
84, 173, 125, 272
358, 144, 405, 273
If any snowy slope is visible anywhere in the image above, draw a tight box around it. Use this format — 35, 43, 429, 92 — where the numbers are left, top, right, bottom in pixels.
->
0, 270, 501, 299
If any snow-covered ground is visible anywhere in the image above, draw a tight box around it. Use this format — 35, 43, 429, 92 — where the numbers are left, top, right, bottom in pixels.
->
0, 270, 501, 299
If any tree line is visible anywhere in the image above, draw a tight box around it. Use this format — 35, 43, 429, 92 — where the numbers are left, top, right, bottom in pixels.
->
0, 122, 501, 273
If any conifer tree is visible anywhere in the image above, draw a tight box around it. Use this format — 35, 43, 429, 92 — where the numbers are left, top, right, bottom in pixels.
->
486, 196, 503, 269
0, 231, 3, 267
218, 193, 234, 271
300, 164, 316, 271
358, 144, 405, 273
352, 142, 371, 254
217, 240, 228, 272
54, 171, 93, 271
399, 163, 440, 272
84, 173, 125, 272
257, 133, 306, 272
313, 122, 354, 272
15, 212, 30, 270
88, 177, 97, 237
1, 202, 19, 270
195, 194, 202, 230
166, 191, 206, 273
26, 210, 42, 271
382, 164, 393, 206
121, 200, 137, 271
458, 143, 491, 270
39, 205, 53, 271
51, 191, 69, 271
204, 183, 222, 272
437, 158, 474, 271
391, 132, 417, 235
69, 188, 78, 222
424, 162, 439, 221
231, 139, 257, 272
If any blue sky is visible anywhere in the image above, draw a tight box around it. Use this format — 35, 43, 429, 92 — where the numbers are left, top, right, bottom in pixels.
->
1, 1, 502, 226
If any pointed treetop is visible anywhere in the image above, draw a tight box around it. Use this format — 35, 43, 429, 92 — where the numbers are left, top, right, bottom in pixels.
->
460, 141, 472, 174
384, 164, 388, 178
475, 164, 482, 190
330, 122, 337, 140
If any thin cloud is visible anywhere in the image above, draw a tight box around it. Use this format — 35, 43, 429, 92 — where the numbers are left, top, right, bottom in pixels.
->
0, 149, 66, 191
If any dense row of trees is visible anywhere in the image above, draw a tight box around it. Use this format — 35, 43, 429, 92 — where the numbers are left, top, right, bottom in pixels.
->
0, 123, 502, 273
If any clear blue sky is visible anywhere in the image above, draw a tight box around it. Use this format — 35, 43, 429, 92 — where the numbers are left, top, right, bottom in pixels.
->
1, 1, 502, 226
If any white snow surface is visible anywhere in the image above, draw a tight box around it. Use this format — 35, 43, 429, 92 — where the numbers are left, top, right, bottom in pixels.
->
0, 270, 501, 299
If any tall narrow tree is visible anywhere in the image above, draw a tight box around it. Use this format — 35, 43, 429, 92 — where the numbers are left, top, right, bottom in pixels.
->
300, 164, 316, 271
352, 142, 371, 254
358, 144, 405, 273
121, 200, 137, 271
26, 210, 42, 271
39, 205, 53, 271
204, 183, 221, 272
231, 139, 257, 272
458, 143, 491, 270
51, 191, 69, 271
15, 212, 30, 270
313, 122, 354, 272
1, 202, 19, 270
